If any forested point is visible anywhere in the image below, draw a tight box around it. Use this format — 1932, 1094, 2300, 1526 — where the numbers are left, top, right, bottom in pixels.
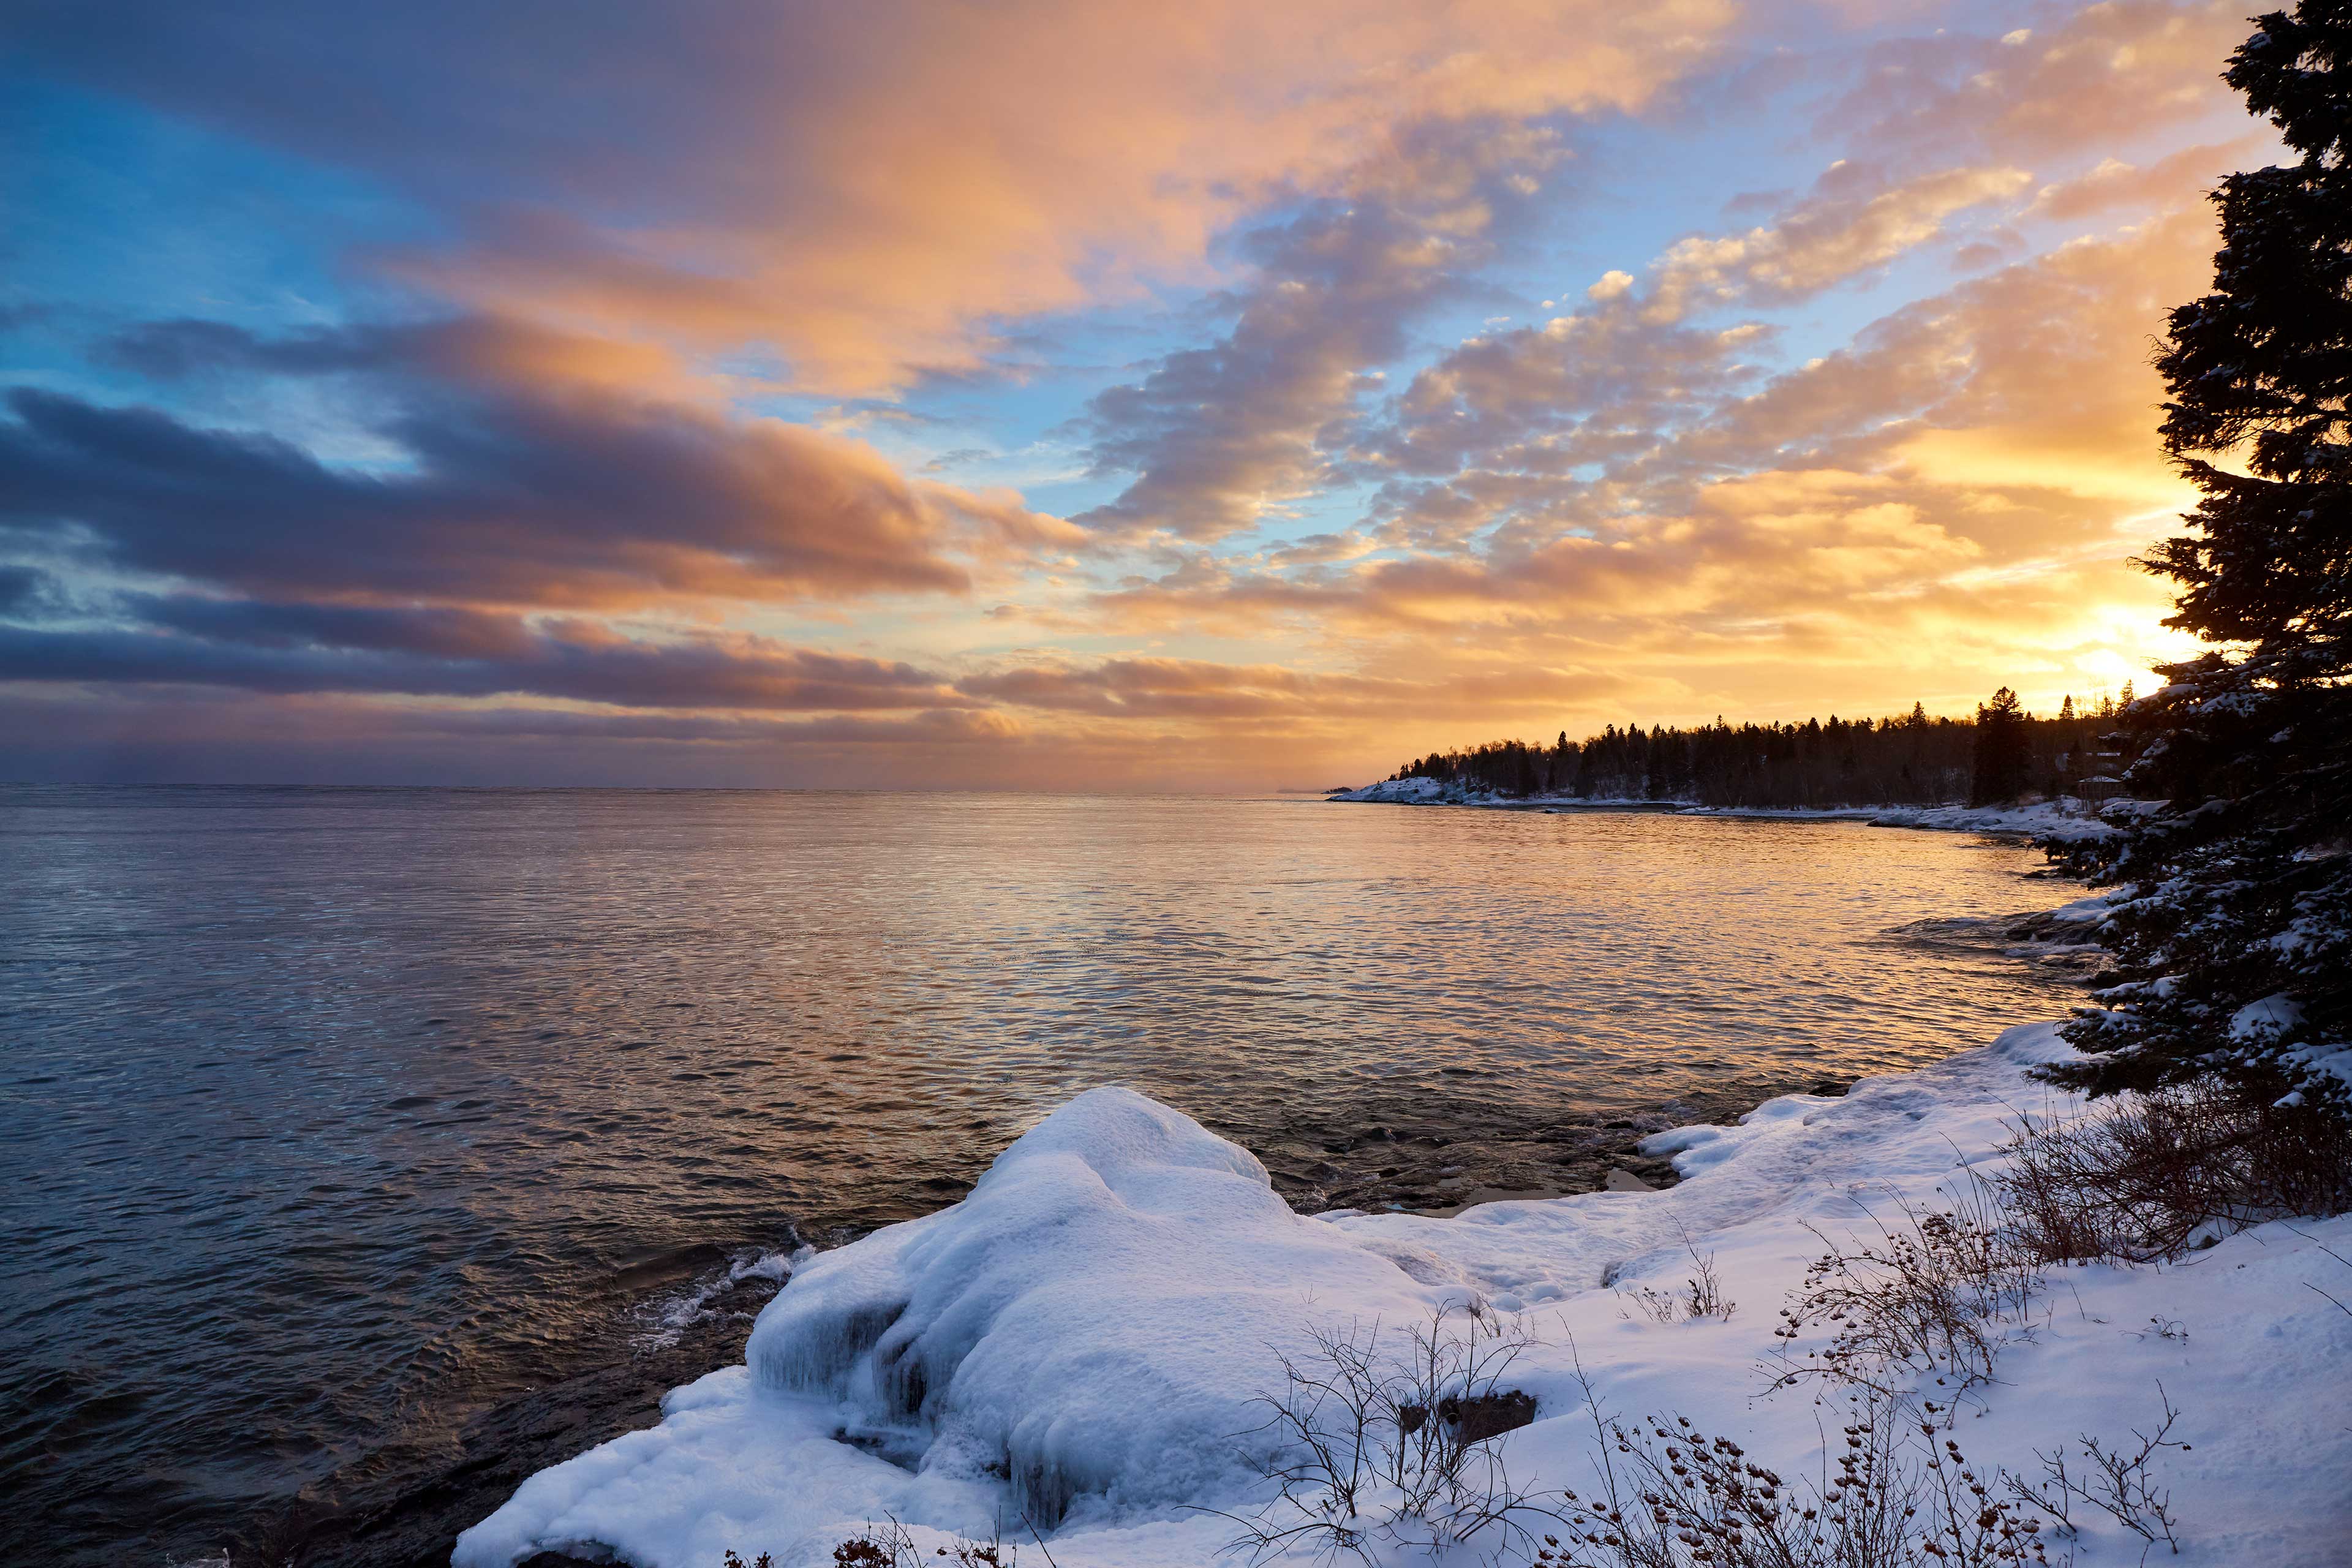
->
1369, 687, 2121, 809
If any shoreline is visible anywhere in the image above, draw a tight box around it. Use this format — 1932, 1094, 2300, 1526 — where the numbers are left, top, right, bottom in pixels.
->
234, 1090, 1782, 1564
455, 1023, 2352, 1567
223, 823, 2106, 1567
1326, 780, 2119, 835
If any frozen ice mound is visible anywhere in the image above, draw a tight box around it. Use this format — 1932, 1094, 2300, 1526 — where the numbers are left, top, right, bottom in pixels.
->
745, 1086, 1431, 1525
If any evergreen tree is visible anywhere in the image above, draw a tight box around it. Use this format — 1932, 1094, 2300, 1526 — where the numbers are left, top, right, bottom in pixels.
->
2048, 1, 2352, 1113
1969, 687, 2030, 805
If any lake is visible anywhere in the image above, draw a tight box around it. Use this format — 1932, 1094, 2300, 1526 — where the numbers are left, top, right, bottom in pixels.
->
0, 787, 2085, 1564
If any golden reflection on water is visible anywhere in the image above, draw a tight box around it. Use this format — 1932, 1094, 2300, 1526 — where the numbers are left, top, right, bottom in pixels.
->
0, 788, 2082, 1563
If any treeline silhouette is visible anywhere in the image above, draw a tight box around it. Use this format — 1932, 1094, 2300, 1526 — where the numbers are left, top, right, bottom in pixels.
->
1380, 690, 2129, 809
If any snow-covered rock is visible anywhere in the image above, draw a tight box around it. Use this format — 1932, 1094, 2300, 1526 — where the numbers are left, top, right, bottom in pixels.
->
1329, 776, 1499, 804
743, 1087, 1435, 1523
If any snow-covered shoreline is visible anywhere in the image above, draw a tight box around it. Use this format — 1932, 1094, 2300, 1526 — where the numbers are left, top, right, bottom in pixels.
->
1329, 778, 2126, 845
454, 1026, 2352, 1567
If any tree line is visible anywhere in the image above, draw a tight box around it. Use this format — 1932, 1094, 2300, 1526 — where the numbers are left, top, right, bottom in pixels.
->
1378, 688, 2131, 809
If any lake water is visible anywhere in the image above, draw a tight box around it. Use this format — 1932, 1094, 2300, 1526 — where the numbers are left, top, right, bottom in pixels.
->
0, 787, 2086, 1564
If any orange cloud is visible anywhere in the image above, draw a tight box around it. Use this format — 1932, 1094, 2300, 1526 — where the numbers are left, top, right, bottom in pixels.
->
1839, 0, 2248, 160
371, 0, 1741, 395
1644, 164, 2034, 322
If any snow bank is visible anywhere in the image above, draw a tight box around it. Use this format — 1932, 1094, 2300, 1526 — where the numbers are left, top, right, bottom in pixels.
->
1330, 785, 2138, 843
1856, 799, 2119, 842
456, 1038, 2352, 1568
742, 1088, 1435, 1523
1677, 798, 2124, 842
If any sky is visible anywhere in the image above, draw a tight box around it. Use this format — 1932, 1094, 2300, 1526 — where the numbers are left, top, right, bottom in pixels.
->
0, 0, 2275, 790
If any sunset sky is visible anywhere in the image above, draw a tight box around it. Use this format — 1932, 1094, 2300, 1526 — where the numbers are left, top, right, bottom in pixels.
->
0, 0, 2271, 789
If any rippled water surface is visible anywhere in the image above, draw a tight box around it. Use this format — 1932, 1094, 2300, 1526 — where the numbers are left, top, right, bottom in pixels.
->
0, 787, 2082, 1563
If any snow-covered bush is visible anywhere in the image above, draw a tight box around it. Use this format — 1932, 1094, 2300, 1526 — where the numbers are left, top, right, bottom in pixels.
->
1542, 1389, 2051, 1568
1766, 1182, 2041, 1411
1996, 1084, 2352, 1262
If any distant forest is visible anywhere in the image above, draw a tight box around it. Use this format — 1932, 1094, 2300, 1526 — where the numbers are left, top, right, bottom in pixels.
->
1376, 687, 2133, 809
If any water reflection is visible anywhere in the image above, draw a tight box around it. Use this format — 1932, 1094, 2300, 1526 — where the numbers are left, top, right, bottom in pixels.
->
0, 788, 2079, 1563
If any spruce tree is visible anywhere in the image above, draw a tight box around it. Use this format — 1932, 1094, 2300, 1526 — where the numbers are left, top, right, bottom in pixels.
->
1969, 687, 2030, 805
2046, 0, 2351, 1114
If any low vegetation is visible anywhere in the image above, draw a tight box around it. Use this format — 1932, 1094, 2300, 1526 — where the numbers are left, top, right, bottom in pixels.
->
806, 1517, 1055, 1568
1996, 1082, 2352, 1264
1543, 1389, 2053, 1568
1766, 1177, 2041, 1412
1205, 1057, 2328, 1568
1215, 1302, 1557, 1563
2002, 1386, 2188, 1558
1617, 1224, 1737, 1325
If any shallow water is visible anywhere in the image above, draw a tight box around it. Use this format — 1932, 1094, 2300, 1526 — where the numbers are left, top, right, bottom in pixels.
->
0, 787, 2083, 1564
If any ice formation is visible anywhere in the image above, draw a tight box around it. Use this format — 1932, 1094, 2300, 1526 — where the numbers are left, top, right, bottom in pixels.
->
742, 1087, 1435, 1522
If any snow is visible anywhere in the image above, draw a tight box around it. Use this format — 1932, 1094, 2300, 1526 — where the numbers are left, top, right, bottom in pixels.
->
1678, 799, 2130, 843
1331, 776, 1475, 804
742, 1087, 1434, 1523
455, 1031, 2352, 1568
1853, 801, 2116, 842
2046, 890, 2122, 924
2230, 993, 2305, 1041
1329, 786, 2139, 843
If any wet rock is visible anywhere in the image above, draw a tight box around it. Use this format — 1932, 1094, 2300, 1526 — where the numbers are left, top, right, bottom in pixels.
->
1397, 1390, 1539, 1444
1441, 1389, 1539, 1443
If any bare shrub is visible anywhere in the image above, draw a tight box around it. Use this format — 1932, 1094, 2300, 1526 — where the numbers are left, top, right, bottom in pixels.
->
821, 1514, 1055, 1568
1619, 1224, 1738, 1324
2003, 1386, 2187, 1558
1767, 1177, 2040, 1411
1221, 1302, 1559, 1563
1536, 1382, 2051, 1567
1238, 1317, 1384, 1547
826, 1529, 910, 1567
1996, 1082, 2352, 1264
2282, 1219, 2352, 1317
